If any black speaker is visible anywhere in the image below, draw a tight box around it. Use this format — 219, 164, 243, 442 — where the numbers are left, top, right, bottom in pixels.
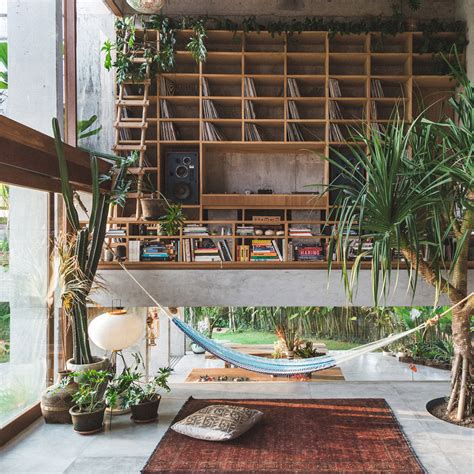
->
164, 151, 199, 204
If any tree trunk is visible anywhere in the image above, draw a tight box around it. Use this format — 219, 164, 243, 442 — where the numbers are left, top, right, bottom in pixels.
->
447, 306, 472, 421
401, 247, 472, 421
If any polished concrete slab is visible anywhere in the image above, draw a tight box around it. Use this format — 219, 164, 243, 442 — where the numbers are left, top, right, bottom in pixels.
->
0, 381, 472, 474
169, 351, 452, 383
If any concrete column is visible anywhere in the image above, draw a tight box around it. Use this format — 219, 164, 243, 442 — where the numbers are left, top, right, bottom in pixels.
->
456, 0, 474, 79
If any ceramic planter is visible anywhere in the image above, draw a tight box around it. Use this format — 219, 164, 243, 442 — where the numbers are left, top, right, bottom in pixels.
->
69, 405, 106, 435
191, 343, 205, 354
41, 370, 77, 424
66, 357, 110, 383
131, 395, 161, 423
140, 197, 167, 220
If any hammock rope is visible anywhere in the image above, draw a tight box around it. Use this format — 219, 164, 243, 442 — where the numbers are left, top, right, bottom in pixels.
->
114, 259, 471, 376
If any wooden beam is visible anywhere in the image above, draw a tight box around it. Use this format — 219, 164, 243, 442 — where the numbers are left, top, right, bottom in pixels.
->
64, 0, 77, 146
103, 0, 124, 16
0, 116, 111, 193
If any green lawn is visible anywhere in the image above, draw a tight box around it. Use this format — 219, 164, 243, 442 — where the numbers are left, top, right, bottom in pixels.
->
212, 330, 358, 350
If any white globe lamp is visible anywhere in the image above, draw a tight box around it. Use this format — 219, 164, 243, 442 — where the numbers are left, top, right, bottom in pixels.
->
88, 309, 144, 352
126, 0, 166, 14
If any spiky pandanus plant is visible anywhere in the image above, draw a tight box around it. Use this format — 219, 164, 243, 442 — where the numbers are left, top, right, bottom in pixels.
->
325, 53, 472, 421
52, 118, 135, 365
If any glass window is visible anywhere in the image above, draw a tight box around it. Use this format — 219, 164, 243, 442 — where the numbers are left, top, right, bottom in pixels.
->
0, 184, 49, 428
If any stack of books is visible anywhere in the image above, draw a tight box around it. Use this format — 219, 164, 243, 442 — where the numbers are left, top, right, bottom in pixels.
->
287, 78, 301, 97
289, 226, 312, 237
236, 225, 255, 236
244, 77, 257, 97
294, 244, 324, 261
141, 242, 175, 261
106, 228, 126, 238
183, 224, 209, 237
194, 246, 222, 262
251, 239, 283, 262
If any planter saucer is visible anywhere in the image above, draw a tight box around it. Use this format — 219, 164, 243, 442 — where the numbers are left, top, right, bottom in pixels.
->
131, 416, 158, 424
73, 424, 104, 435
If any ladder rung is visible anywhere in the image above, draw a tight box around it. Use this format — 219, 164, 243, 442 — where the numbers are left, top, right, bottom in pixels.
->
131, 57, 152, 64
113, 144, 146, 152
116, 99, 150, 106
114, 121, 148, 129
121, 79, 151, 85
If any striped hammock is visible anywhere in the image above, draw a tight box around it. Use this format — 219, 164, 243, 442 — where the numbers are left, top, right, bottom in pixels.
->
173, 317, 421, 376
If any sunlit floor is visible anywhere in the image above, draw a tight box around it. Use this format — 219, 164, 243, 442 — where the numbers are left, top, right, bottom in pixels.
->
0, 381, 472, 474
168, 351, 452, 383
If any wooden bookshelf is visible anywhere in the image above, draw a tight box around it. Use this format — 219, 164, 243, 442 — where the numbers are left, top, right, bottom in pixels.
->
106, 30, 465, 269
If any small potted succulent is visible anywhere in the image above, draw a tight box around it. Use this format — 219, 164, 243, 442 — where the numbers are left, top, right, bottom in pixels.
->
68, 369, 111, 435
127, 367, 172, 423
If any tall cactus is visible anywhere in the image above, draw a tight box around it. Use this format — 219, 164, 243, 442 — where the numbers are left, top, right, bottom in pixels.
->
52, 118, 134, 365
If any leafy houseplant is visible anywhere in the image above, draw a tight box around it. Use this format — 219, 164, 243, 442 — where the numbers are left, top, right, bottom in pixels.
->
68, 369, 111, 434
324, 51, 473, 421
159, 196, 185, 236
125, 367, 172, 423
52, 118, 136, 369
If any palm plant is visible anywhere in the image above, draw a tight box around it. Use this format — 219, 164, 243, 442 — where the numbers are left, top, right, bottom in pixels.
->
324, 52, 472, 421
52, 118, 136, 366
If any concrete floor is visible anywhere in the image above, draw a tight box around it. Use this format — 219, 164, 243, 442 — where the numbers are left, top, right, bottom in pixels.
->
169, 351, 452, 383
0, 381, 472, 474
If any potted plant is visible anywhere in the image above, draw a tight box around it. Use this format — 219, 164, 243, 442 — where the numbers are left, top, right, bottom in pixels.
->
52, 118, 136, 374
127, 367, 172, 423
105, 354, 141, 416
159, 196, 185, 236
68, 369, 111, 435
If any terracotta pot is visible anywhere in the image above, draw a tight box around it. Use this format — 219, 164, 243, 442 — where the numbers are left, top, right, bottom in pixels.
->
140, 198, 167, 220
131, 395, 161, 423
41, 371, 77, 424
69, 405, 106, 434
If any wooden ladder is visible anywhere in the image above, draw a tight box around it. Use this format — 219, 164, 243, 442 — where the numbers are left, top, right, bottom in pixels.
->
113, 39, 153, 219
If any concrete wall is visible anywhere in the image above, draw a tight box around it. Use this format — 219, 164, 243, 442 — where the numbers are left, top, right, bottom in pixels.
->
94, 268, 474, 307
456, 0, 474, 79
116, 0, 456, 20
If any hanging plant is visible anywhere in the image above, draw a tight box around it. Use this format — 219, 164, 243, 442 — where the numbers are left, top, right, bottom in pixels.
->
186, 18, 207, 63
102, 15, 466, 83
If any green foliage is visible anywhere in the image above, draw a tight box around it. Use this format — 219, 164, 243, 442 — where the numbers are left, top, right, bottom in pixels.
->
0, 41, 7, 89
77, 115, 102, 140
52, 118, 136, 365
0, 302, 10, 363
186, 18, 207, 64
159, 196, 185, 236
103, 16, 466, 83
69, 369, 111, 413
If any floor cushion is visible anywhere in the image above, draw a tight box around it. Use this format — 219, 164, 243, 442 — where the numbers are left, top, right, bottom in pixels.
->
171, 404, 263, 441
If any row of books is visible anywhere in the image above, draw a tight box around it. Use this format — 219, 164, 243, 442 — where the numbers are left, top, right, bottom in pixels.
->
244, 100, 257, 119
289, 226, 313, 237
183, 224, 209, 236
251, 239, 283, 262
202, 99, 220, 119
182, 238, 233, 262
244, 123, 264, 141
244, 77, 257, 97
202, 121, 225, 141
287, 78, 301, 98
160, 76, 176, 96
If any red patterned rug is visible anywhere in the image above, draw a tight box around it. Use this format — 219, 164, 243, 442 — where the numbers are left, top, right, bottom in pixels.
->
142, 398, 425, 473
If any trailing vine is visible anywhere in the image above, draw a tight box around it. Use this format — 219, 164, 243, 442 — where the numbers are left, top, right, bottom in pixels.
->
102, 15, 466, 84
